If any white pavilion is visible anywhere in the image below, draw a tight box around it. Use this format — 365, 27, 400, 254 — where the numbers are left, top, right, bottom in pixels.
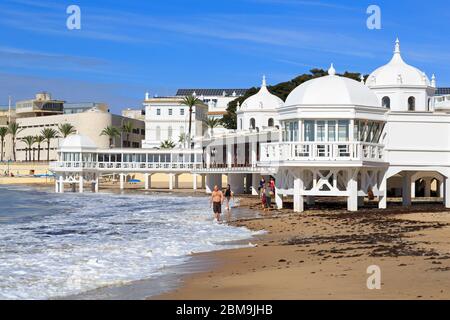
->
51, 39, 450, 212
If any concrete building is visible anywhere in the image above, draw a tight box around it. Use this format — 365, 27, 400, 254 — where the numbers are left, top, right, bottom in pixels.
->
122, 108, 145, 121
15, 92, 65, 118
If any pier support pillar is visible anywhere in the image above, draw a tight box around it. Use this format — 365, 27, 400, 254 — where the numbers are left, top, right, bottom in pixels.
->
251, 174, 259, 196
402, 172, 412, 206
411, 180, 416, 198
174, 174, 179, 189
79, 176, 84, 193
120, 173, 125, 190
169, 173, 174, 190
55, 178, 59, 193
144, 173, 151, 190
205, 174, 213, 194
347, 170, 358, 212
293, 172, 304, 213
229, 174, 245, 194
201, 174, 205, 189
59, 175, 64, 193
95, 176, 99, 193
193, 173, 198, 191
379, 172, 387, 209
444, 176, 450, 208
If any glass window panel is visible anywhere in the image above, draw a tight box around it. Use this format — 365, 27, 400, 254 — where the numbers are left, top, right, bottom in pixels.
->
317, 121, 326, 142
328, 121, 336, 142
304, 121, 315, 141
338, 120, 349, 142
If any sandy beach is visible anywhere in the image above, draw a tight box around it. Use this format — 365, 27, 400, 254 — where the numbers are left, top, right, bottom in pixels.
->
154, 197, 450, 300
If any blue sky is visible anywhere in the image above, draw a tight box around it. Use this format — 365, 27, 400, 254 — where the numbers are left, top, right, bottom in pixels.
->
0, 0, 449, 112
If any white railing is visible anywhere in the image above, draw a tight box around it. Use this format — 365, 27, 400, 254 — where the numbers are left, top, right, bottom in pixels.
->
259, 142, 384, 163
434, 95, 450, 110
50, 161, 203, 171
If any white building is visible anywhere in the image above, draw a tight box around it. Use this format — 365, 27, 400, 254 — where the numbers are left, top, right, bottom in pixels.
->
51, 39, 450, 214
141, 95, 208, 149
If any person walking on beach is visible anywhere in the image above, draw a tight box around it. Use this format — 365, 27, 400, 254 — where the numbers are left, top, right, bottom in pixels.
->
264, 181, 273, 211
261, 184, 267, 210
259, 176, 265, 194
210, 185, 224, 222
224, 184, 234, 220
270, 177, 275, 193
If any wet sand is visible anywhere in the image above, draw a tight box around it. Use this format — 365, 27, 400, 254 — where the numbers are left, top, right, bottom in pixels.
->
154, 197, 450, 300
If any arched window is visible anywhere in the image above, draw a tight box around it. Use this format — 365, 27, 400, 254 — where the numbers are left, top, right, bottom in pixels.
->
250, 118, 256, 129
382, 96, 390, 109
156, 126, 161, 140
268, 118, 274, 127
408, 96, 416, 111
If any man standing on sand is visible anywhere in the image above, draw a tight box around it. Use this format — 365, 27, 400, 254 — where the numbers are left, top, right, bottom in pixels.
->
210, 185, 224, 222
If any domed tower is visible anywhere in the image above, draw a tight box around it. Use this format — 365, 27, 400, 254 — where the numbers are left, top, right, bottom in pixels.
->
366, 39, 436, 112
236, 75, 283, 131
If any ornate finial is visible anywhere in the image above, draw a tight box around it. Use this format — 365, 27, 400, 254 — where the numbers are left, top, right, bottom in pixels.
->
360, 74, 365, 84
145, 91, 149, 100
262, 75, 267, 87
328, 63, 336, 76
237, 101, 240, 110
394, 37, 400, 54
431, 74, 436, 87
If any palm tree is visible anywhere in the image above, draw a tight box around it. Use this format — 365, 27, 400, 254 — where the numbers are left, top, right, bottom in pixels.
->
21, 136, 35, 162
178, 133, 186, 148
203, 118, 221, 137
181, 95, 202, 149
58, 123, 76, 138
34, 135, 45, 162
100, 126, 121, 148
8, 122, 22, 161
160, 139, 176, 149
122, 122, 133, 148
0, 127, 8, 162
41, 128, 59, 162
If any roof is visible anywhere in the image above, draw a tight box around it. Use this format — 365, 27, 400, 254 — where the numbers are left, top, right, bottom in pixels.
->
60, 134, 97, 151
436, 88, 450, 95
284, 64, 380, 108
238, 76, 283, 112
176, 89, 247, 97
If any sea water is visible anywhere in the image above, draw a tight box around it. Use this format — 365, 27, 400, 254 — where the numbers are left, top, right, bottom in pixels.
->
0, 185, 257, 299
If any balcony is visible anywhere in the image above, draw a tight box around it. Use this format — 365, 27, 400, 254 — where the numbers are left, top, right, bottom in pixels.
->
50, 161, 204, 172
259, 141, 384, 164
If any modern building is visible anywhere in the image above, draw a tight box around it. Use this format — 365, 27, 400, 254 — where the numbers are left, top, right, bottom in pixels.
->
51, 39, 450, 214
64, 102, 109, 114
15, 92, 65, 118
176, 88, 247, 119
141, 95, 208, 149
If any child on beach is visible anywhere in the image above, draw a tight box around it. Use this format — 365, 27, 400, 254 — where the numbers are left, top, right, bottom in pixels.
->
264, 181, 272, 211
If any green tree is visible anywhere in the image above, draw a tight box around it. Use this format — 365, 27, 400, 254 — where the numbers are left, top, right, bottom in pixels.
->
221, 68, 366, 129
21, 136, 35, 162
100, 126, 121, 148
203, 118, 221, 137
58, 123, 77, 138
178, 133, 186, 148
41, 128, 59, 162
122, 121, 133, 148
8, 122, 23, 161
181, 95, 202, 148
0, 126, 8, 162
34, 135, 45, 162
160, 139, 176, 149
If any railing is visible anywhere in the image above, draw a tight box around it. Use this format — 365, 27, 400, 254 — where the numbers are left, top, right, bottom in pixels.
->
434, 95, 450, 110
50, 161, 203, 171
259, 141, 384, 163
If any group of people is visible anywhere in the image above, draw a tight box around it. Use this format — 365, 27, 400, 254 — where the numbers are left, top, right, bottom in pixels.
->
259, 176, 275, 212
210, 184, 234, 222
209, 176, 276, 222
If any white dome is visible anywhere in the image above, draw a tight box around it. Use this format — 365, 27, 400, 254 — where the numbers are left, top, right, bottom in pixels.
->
60, 134, 97, 150
367, 39, 430, 87
239, 76, 284, 111
284, 64, 380, 108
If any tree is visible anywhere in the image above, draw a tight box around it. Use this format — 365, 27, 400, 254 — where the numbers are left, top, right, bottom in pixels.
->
41, 128, 59, 162
178, 133, 186, 149
21, 136, 35, 162
0, 127, 8, 162
58, 123, 76, 138
181, 95, 202, 148
203, 118, 221, 137
100, 126, 121, 148
160, 139, 176, 149
122, 121, 133, 148
222, 68, 367, 129
34, 135, 45, 162
8, 122, 22, 161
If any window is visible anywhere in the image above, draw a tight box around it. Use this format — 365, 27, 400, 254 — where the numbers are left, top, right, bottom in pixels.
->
168, 109, 172, 116
316, 121, 326, 142
285, 121, 298, 141
156, 126, 161, 140
408, 96, 415, 111
156, 108, 161, 116
268, 118, 274, 127
338, 120, 349, 142
382, 96, 390, 109
304, 120, 315, 142
250, 118, 256, 129
328, 120, 336, 141
180, 108, 185, 116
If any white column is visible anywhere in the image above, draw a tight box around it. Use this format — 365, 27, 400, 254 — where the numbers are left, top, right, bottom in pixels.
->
227, 142, 233, 168
251, 141, 257, 167
120, 173, 125, 190
95, 175, 99, 193
379, 172, 387, 209
79, 176, 84, 193
59, 175, 64, 193
144, 173, 150, 190
402, 172, 412, 206
439, 180, 444, 198
251, 173, 259, 196
55, 177, 59, 193
174, 174, 179, 189
445, 176, 450, 208
205, 174, 213, 194
411, 180, 416, 198
193, 173, 198, 191
293, 170, 304, 213
169, 173, 174, 190
347, 169, 358, 211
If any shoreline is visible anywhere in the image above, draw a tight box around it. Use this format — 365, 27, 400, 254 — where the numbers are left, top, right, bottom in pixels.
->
152, 198, 450, 300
